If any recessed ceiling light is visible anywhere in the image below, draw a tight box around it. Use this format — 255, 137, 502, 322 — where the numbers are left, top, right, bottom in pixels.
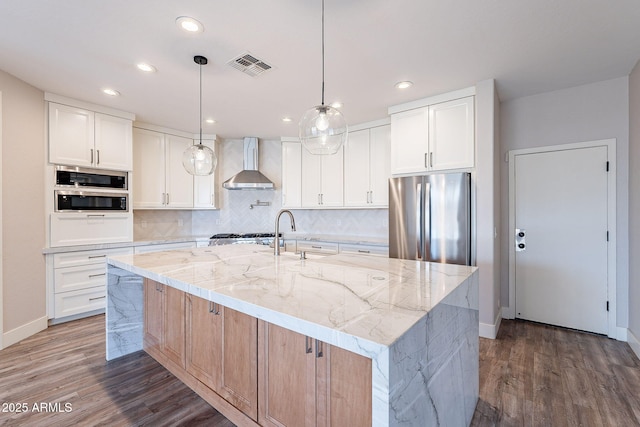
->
282, 117, 293, 123
330, 101, 343, 109
136, 62, 156, 73
103, 88, 120, 96
395, 81, 413, 90
205, 118, 216, 124
176, 16, 204, 33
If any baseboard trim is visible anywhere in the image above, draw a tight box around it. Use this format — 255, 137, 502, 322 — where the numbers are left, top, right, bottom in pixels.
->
2, 316, 48, 349
628, 329, 640, 360
480, 311, 502, 339
616, 327, 628, 342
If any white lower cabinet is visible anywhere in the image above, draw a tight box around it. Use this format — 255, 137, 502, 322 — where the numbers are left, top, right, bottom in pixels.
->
338, 243, 388, 257
50, 213, 133, 247
49, 246, 133, 321
296, 240, 339, 255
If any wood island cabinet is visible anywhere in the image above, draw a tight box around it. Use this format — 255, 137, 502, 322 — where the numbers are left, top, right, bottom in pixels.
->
143, 280, 372, 426
258, 322, 372, 427
143, 279, 185, 368
186, 295, 258, 421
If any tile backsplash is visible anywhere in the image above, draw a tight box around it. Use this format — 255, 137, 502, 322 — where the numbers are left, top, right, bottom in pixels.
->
133, 138, 388, 241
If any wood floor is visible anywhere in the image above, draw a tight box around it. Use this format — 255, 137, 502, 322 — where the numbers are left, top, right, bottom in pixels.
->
471, 319, 640, 426
1, 315, 639, 426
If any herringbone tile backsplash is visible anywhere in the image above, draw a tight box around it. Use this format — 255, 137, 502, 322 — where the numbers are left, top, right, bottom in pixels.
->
134, 138, 388, 241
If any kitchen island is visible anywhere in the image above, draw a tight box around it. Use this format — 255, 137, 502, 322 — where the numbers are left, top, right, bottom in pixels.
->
105, 245, 479, 426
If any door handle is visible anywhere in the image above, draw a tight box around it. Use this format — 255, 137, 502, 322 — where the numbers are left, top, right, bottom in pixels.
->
515, 228, 526, 251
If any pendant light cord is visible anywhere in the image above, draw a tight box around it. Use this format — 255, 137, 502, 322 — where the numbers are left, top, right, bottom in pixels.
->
199, 61, 203, 145
321, 0, 325, 106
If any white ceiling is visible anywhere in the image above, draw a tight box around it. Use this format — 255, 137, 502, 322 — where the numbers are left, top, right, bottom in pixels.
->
1, 0, 639, 140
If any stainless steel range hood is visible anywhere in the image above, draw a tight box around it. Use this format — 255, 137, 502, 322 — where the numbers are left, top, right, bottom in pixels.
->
223, 137, 275, 190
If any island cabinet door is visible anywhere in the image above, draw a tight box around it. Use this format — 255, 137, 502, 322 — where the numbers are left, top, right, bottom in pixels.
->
316, 345, 372, 427
143, 279, 164, 352
258, 322, 316, 427
163, 285, 186, 368
186, 295, 258, 421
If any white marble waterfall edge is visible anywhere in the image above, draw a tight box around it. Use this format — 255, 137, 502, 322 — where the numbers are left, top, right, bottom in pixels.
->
105, 245, 479, 426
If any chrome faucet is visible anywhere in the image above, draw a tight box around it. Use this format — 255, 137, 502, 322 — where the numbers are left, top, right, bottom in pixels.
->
274, 209, 296, 255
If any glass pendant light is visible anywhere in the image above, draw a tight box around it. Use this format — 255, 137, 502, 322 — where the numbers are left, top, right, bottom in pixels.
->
299, 0, 347, 155
183, 55, 217, 176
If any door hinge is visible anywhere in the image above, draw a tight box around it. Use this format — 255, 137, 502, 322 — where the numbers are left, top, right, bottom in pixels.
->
606, 301, 609, 312
606, 161, 610, 172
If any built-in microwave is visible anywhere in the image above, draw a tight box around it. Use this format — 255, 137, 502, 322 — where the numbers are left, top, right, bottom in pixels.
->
55, 165, 127, 190
55, 191, 128, 212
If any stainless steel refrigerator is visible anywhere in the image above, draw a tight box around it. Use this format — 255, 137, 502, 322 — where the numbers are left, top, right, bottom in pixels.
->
389, 172, 472, 265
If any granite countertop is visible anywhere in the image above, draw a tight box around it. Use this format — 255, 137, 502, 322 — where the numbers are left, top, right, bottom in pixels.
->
107, 244, 476, 355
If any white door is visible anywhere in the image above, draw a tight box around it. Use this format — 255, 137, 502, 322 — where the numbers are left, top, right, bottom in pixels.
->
165, 134, 194, 208
94, 113, 133, 171
369, 125, 391, 206
513, 145, 609, 334
343, 129, 370, 206
48, 103, 94, 167
133, 128, 165, 208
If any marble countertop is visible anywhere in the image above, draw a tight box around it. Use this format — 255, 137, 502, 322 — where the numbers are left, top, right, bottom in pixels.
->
107, 244, 476, 355
42, 235, 211, 254
283, 233, 388, 246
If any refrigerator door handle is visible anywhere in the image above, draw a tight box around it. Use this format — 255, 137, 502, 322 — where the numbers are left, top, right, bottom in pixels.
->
416, 182, 422, 259
423, 181, 431, 262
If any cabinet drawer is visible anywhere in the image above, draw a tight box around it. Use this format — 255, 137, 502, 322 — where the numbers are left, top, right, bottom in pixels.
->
54, 264, 108, 293
50, 213, 133, 247
53, 247, 133, 268
54, 286, 106, 319
296, 241, 339, 255
339, 243, 388, 257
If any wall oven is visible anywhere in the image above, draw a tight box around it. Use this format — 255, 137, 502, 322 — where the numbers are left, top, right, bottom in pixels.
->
55, 165, 127, 190
55, 191, 128, 212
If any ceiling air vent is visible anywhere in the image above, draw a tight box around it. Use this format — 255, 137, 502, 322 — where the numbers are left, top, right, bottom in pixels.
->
227, 53, 273, 77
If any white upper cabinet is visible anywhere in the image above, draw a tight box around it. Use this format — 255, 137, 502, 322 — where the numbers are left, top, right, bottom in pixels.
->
193, 139, 219, 209
390, 95, 474, 175
428, 97, 475, 171
133, 127, 193, 209
281, 141, 302, 208
94, 113, 133, 171
301, 144, 344, 207
49, 102, 132, 170
390, 108, 429, 175
344, 125, 390, 207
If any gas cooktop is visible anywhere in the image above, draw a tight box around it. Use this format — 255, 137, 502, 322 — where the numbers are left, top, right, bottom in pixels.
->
209, 232, 281, 246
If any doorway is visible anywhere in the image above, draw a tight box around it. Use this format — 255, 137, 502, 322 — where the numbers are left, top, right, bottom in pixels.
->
508, 139, 616, 337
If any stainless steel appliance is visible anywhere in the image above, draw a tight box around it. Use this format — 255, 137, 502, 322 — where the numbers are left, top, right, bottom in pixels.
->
389, 172, 471, 265
55, 165, 127, 189
55, 190, 128, 212
209, 232, 280, 246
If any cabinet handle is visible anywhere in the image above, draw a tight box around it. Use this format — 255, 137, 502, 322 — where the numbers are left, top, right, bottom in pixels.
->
87, 214, 105, 218
318, 194, 321, 205
89, 273, 106, 278
89, 296, 106, 301
311, 245, 322, 249
315, 339, 324, 358
88, 255, 106, 259
155, 283, 163, 292
91, 149, 94, 165
161, 193, 165, 205
305, 336, 313, 354
429, 152, 433, 168
424, 152, 428, 168
96, 149, 100, 165
209, 301, 220, 315
321, 194, 324, 205
211, 194, 214, 206
166, 193, 170, 205
358, 249, 371, 254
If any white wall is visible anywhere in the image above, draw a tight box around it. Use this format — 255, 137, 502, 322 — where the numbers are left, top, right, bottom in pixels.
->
629, 61, 640, 355
500, 77, 630, 328
475, 80, 501, 337
0, 70, 47, 346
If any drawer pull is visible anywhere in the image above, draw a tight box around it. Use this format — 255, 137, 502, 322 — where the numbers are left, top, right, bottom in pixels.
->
88, 255, 107, 259
311, 245, 322, 249
89, 273, 106, 278
87, 214, 105, 218
358, 250, 371, 254
89, 296, 106, 301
